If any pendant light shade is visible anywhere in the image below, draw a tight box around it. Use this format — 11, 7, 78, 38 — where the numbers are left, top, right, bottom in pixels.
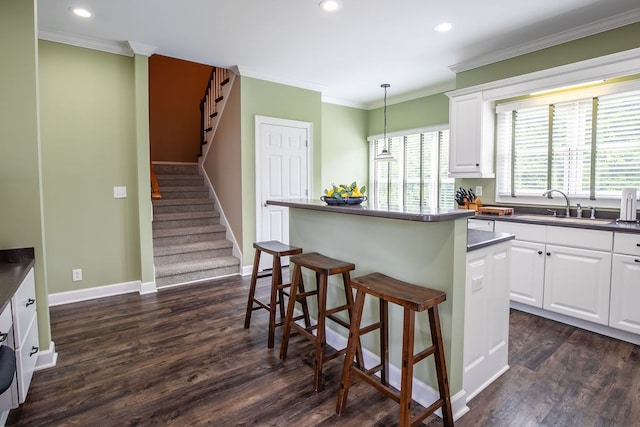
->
375, 83, 395, 161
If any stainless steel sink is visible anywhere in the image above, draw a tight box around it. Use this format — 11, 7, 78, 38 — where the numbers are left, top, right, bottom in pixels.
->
515, 214, 614, 225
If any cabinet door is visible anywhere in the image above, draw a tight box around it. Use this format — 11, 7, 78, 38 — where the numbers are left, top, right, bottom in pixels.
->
508, 240, 545, 307
448, 93, 495, 178
610, 254, 640, 334
544, 245, 612, 324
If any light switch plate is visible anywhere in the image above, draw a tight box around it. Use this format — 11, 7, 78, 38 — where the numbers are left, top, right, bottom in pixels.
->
475, 186, 483, 197
113, 186, 127, 198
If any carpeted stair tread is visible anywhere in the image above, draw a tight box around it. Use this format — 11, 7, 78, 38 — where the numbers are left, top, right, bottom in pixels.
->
155, 265, 239, 287
153, 164, 199, 175
153, 224, 226, 238
161, 185, 208, 193
154, 211, 218, 222
154, 240, 232, 257
153, 216, 220, 230
155, 256, 240, 277
153, 198, 214, 206
154, 247, 233, 265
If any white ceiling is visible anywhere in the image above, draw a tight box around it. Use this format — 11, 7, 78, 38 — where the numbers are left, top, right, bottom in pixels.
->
37, 0, 640, 109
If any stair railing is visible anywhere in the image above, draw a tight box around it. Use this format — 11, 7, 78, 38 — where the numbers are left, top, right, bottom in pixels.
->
200, 67, 230, 156
150, 161, 162, 199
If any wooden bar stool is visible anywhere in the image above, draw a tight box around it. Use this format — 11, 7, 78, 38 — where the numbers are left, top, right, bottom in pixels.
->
280, 252, 363, 391
244, 241, 310, 349
336, 272, 454, 427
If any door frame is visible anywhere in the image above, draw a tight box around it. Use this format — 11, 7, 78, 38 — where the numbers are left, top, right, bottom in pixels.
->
254, 115, 313, 247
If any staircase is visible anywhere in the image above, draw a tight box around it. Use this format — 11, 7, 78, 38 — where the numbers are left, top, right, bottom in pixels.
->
152, 163, 240, 287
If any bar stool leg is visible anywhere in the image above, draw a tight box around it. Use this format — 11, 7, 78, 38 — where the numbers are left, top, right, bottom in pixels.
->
336, 287, 366, 415
380, 298, 389, 386
313, 272, 328, 391
399, 307, 415, 427
280, 262, 301, 360
267, 253, 283, 349
429, 305, 454, 426
244, 248, 262, 329
341, 272, 364, 368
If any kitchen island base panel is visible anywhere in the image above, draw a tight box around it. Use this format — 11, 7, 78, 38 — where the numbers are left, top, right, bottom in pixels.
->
279, 252, 362, 392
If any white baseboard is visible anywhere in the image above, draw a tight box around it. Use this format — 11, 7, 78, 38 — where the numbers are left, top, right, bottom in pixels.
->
35, 340, 58, 371
241, 265, 254, 276
139, 280, 157, 295
323, 323, 469, 420
49, 280, 142, 306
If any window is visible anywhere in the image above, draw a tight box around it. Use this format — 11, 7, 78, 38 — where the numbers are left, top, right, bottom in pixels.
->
496, 81, 640, 205
369, 127, 454, 209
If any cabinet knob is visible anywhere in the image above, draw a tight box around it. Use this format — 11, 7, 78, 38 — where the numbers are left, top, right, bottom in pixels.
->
29, 346, 39, 357
537, 250, 543, 255
546, 252, 551, 256
635, 259, 640, 263
26, 298, 35, 307
475, 163, 479, 167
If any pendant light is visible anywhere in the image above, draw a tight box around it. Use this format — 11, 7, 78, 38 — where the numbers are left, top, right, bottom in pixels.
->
375, 83, 395, 161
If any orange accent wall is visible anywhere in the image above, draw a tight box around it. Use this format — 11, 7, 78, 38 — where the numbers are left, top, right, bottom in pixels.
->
149, 55, 213, 162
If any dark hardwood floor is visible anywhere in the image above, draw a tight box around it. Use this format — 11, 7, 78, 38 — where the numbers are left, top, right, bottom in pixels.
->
7, 272, 640, 426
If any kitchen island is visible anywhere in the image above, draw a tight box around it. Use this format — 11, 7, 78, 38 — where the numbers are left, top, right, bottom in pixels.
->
266, 199, 513, 419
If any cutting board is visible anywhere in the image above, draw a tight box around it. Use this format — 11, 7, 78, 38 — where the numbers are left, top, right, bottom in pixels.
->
477, 206, 514, 216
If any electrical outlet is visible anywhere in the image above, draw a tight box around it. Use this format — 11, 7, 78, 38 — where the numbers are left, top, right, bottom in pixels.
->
72, 269, 82, 282
113, 186, 127, 198
475, 186, 483, 197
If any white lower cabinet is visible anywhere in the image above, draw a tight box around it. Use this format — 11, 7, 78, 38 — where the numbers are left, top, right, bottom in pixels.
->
609, 232, 640, 334
543, 245, 611, 324
496, 221, 640, 340
10, 268, 38, 404
463, 241, 511, 401
508, 240, 545, 307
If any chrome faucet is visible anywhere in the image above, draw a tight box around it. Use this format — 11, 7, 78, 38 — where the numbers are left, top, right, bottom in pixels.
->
542, 189, 570, 217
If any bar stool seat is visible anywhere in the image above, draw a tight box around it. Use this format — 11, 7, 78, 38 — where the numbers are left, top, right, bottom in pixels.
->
280, 252, 363, 391
244, 241, 310, 349
336, 272, 454, 427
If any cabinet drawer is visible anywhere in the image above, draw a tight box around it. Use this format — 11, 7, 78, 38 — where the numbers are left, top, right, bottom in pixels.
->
16, 315, 38, 404
614, 233, 640, 256
0, 304, 11, 340
494, 222, 546, 243
12, 268, 36, 346
546, 226, 612, 251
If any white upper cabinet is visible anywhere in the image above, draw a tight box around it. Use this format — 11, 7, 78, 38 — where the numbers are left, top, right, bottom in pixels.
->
447, 92, 495, 178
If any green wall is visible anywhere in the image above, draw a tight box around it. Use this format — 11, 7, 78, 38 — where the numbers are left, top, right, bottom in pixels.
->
320, 103, 368, 194
239, 77, 322, 267
367, 93, 449, 135
0, 0, 51, 349
39, 41, 141, 293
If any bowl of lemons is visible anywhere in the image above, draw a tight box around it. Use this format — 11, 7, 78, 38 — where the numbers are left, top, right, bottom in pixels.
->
321, 182, 367, 205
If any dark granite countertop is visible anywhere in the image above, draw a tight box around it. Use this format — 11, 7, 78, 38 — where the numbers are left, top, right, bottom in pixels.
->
467, 230, 515, 252
266, 199, 476, 222
474, 213, 640, 234
0, 248, 35, 313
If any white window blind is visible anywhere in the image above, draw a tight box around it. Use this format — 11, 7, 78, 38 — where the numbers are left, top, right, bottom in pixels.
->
371, 128, 452, 209
496, 83, 640, 202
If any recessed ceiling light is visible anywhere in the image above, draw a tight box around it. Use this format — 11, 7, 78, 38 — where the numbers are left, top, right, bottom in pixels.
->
434, 22, 452, 32
319, 0, 342, 12
71, 7, 93, 18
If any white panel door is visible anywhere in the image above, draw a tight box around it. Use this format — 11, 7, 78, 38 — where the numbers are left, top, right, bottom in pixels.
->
256, 117, 311, 270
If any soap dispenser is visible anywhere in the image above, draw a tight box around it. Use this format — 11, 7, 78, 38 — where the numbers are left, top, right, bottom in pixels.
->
576, 203, 582, 218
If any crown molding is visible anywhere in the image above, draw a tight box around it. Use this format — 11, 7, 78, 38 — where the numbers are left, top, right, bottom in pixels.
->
127, 41, 157, 57
236, 65, 327, 95
38, 27, 134, 56
450, 8, 640, 73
